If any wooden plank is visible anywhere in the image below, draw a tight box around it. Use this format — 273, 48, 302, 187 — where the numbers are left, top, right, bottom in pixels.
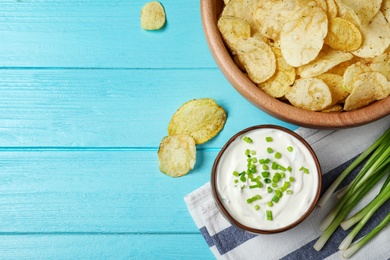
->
0, 233, 213, 259
0, 150, 216, 233
0, 0, 215, 68
0, 69, 296, 147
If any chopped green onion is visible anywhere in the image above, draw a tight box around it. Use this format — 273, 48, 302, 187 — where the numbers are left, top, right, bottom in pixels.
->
287, 146, 294, 152
275, 190, 283, 198
261, 171, 270, 178
272, 173, 281, 183
243, 136, 253, 143
282, 181, 290, 191
240, 175, 246, 182
262, 165, 269, 170
299, 166, 309, 174
254, 205, 260, 211
280, 172, 286, 178
246, 194, 262, 203
277, 164, 286, 171
271, 182, 278, 188
245, 149, 250, 156
272, 195, 280, 203
274, 152, 282, 159
259, 158, 270, 164
267, 147, 274, 153
251, 150, 256, 155
289, 176, 295, 182
286, 190, 293, 195
234, 179, 239, 184
271, 161, 278, 170
267, 201, 273, 207
266, 136, 273, 142
267, 187, 273, 193
266, 210, 273, 221
287, 166, 292, 172
233, 171, 239, 177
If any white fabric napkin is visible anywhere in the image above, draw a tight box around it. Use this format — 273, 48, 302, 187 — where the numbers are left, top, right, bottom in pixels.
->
185, 115, 390, 260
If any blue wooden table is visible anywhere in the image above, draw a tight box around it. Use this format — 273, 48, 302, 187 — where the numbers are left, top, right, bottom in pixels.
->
0, 1, 297, 258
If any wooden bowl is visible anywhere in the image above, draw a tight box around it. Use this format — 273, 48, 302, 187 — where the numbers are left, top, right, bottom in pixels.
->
200, 0, 390, 128
211, 125, 322, 234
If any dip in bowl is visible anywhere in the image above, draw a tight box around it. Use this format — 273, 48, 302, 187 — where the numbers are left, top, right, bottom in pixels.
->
211, 125, 322, 234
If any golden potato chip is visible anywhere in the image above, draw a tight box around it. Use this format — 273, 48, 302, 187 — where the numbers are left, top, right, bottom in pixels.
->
382, 0, 390, 22
326, 55, 360, 76
322, 104, 343, 112
168, 98, 227, 144
325, 18, 362, 51
344, 72, 390, 111
337, 0, 382, 25
280, 6, 328, 67
352, 12, 390, 58
343, 61, 371, 92
221, 0, 260, 30
258, 47, 295, 98
325, 0, 338, 19
158, 135, 196, 177
316, 73, 349, 105
298, 49, 353, 78
285, 78, 332, 111
236, 37, 276, 83
218, 16, 251, 53
366, 52, 390, 81
140, 1, 166, 30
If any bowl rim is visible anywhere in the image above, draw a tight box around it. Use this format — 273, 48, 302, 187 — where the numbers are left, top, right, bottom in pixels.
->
200, 0, 390, 129
210, 124, 322, 234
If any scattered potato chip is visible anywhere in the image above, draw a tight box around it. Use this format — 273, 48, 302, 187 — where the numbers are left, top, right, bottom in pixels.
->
140, 1, 166, 30
285, 78, 332, 111
344, 72, 390, 111
158, 135, 196, 177
352, 12, 390, 58
218, 16, 251, 53
316, 73, 349, 105
258, 47, 295, 98
280, 6, 328, 67
236, 37, 276, 83
366, 52, 390, 81
168, 98, 227, 144
325, 17, 362, 51
337, 0, 382, 25
298, 48, 353, 78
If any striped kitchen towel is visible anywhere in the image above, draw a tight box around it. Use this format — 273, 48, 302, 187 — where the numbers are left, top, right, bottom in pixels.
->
184, 114, 390, 260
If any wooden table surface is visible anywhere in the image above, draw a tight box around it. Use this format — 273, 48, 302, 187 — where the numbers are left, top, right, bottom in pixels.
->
0, 0, 298, 258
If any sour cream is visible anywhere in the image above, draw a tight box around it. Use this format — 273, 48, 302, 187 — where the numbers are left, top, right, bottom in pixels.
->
215, 127, 320, 231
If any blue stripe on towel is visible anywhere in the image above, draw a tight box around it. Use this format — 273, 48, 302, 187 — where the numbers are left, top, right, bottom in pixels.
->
200, 225, 256, 255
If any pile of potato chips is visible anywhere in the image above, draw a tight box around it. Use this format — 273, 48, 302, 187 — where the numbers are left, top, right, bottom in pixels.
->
218, 0, 390, 111
158, 98, 227, 177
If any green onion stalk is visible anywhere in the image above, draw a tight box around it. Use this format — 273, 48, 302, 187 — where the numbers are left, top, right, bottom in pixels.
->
317, 128, 390, 208
319, 142, 390, 231
341, 212, 390, 259
338, 173, 390, 251
313, 166, 389, 251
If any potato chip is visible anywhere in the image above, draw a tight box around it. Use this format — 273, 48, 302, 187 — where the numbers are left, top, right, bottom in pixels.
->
352, 11, 390, 58
316, 73, 349, 105
325, 0, 338, 19
236, 37, 276, 83
140, 1, 166, 30
326, 56, 360, 75
322, 104, 343, 112
221, 0, 260, 30
258, 47, 295, 98
218, 16, 251, 53
382, 0, 390, 22
158, 135, 196, 177
366, 51, 390, 81
298, 48, 353, 78
343, 61, 371, 93
344, 72, 390, 111
325, 17, 362, 51
168, 98, 227, 144
285, 78, 332, 111
337, 0, 382, 25
280, 6, 328, 67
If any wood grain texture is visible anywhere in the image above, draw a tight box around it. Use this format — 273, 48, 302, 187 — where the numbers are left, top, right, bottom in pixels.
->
0, 0, 298, 258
